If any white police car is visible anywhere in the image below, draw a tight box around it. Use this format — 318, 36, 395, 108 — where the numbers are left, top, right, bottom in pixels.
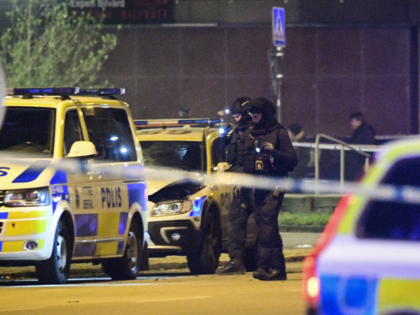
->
0, 88, 148, 284
302, 137, 420, 315
136, 119, 258, 274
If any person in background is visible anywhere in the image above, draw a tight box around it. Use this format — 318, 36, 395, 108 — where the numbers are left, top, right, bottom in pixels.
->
216, 96, 253, 275
345, 111, 376, 181
241, 97, 297, 281
287, 123, 311, 178
178, 104, 190, 118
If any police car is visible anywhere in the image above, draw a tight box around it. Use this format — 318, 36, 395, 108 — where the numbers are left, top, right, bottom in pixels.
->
302, 137, 420, 315
0, 88, 148, 284
135, 119, 257, 274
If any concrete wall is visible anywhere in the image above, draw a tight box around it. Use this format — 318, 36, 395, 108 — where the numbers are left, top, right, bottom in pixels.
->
100, 24, 412, 137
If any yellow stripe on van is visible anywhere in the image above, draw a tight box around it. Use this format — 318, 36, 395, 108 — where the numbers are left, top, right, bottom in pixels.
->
378, 278, 420, 313
8, 210, 47, 220
97, 212, 120, 236
95, 242, 119, 256
4, 220, 47, 236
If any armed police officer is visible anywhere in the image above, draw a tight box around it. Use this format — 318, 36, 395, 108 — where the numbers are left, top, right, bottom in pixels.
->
216, 96, 254, 275
242, 97, 297, 281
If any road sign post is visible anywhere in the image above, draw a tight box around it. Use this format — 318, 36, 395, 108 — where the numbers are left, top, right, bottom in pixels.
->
271, 7, 285, 123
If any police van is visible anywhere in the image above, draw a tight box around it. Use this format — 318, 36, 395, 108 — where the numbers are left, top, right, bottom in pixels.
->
0, 88, 148, 284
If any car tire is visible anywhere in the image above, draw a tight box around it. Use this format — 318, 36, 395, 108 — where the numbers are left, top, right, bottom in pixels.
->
36, 220, 72, 284
102, 220, 142, 280
187, 211, 221, 275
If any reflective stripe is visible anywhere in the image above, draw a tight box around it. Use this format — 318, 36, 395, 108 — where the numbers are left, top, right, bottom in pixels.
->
12, 160, 50, 183
50, 169, 68, 185
74, 214, 98, 237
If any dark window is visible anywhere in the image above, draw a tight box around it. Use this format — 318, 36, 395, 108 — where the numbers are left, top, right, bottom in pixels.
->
63, 110, 83, 155
141, 141, 205, 172
82, 107, 137, 162
357, 157, 420, 241
0, 107, 55, 156
211, 137, 226, 168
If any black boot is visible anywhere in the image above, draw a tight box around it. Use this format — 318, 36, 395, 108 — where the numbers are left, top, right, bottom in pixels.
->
252, 267, 269, 280
216, 259, 246, 275
264, 268, 287, 281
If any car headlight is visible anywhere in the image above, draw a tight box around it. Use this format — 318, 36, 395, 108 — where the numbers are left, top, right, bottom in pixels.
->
152, 200, 193, 216
4, 187, 50, 207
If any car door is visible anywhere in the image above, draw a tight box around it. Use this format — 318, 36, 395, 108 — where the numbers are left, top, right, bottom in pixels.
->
74, 106, 139, 257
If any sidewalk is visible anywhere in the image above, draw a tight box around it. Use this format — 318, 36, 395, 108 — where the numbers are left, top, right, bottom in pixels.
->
0, 232, 320, 281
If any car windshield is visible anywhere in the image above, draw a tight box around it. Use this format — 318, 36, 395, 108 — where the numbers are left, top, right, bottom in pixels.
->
140, 141, 205, 171
357, 157, 420, 241
0, 107, 55, 157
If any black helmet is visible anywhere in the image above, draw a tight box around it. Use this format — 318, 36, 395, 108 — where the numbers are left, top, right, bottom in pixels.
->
230, 97, 251, 116
248, 97, 276, 118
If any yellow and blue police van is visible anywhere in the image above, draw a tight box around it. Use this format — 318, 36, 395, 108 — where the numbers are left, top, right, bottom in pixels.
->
135, 119, 257, 274
0, 88, 148, 284
302, 137, 420, 315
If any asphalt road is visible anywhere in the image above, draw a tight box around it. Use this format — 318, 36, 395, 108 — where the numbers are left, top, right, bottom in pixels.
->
0, 272, 306, 315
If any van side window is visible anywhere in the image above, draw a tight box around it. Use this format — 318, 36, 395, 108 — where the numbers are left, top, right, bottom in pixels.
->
357, 157, 420, 241
63, 109, 83, 155
82, 107, 137, 162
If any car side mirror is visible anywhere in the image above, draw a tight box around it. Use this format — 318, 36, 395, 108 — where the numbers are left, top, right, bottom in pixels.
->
66, 141, 97, 158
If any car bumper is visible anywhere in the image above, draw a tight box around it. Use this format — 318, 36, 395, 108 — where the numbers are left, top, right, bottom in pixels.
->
148, 220, 202, 256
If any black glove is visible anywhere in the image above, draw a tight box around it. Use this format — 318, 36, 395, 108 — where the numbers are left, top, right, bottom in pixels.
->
261, 142, 274, 153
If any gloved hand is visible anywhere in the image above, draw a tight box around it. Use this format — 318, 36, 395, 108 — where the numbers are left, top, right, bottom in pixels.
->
261, 142, 274, 153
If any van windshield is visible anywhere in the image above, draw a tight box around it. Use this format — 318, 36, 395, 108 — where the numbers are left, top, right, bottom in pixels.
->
0, 107, 55, 157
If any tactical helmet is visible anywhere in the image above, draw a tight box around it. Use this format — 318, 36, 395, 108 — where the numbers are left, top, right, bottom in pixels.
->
248, 97, 276, 118
230, 97, 251, 116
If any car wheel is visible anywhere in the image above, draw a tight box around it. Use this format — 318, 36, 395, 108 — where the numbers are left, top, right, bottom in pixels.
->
102, 220, 142, 280
187, 211, 221, 274
36, 220, 72, 284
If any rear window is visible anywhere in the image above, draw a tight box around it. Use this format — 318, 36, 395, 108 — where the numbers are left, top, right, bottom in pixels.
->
357, 157, 420, 241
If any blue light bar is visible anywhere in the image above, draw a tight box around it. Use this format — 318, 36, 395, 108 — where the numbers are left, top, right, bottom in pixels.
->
9, 87, 79, 95
7, 87, 125, 96
134, 118, 223, 129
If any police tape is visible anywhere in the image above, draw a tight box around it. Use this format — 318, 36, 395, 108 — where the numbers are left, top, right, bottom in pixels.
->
143, 167, 420, 205
1, 153, 419, 205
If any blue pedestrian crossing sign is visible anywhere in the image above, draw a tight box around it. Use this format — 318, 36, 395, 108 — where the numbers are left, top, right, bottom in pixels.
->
272, 7, 286, 47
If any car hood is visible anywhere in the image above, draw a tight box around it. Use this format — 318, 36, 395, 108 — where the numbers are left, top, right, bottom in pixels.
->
148, 177, 205, 203
0, 159, 54, 189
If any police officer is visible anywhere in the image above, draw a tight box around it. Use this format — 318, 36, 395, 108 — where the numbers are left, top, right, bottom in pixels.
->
242, 97, 297, 281
216, 96, 253, 275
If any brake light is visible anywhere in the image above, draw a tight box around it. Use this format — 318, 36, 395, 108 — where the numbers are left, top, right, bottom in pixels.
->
301, 194, 352, 309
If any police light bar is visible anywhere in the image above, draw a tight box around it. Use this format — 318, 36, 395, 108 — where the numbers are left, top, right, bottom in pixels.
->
134, 118, 223, 129
78, 88, 125, 95
7, 87, 80, 95
7, 87, 125, 96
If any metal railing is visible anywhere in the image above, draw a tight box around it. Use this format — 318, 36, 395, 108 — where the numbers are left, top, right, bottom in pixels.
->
292, 134, 381, 190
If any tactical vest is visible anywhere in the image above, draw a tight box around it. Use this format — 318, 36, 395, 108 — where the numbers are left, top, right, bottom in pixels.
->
242, 126, 286, 177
